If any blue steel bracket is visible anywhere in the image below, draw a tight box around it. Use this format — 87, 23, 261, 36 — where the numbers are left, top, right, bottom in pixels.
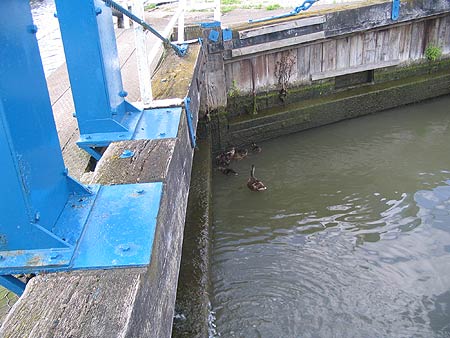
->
0, 0, 165, 296
208, 30, 220, 43
392, 0, 400, 20
223, 28, 233, 42
55, 0, 183, 158
184, 97, 197, 148
248, 0, 318, 23
0, 183, 163, 274
77, 107, 182, 156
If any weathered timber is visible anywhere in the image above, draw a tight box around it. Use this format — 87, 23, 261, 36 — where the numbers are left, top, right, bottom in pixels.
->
231, 31, 325, 58
238, 16, 325, 40
311, 59, 400, 81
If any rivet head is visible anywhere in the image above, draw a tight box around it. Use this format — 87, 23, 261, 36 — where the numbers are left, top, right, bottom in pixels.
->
119, 90, 128, 98
95, 7, 102, 15
34, 212, 40, 222
50, 253, 60, 260
28, 24, 38, 34
119, 244, 130, 252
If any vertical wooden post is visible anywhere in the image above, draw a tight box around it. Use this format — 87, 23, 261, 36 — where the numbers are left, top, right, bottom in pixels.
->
214, 0, 221, 23
178, 0, 185, 43
133, 0, 153, 106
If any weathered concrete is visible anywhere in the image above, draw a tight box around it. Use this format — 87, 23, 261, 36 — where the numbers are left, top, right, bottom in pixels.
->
1, 39, 203, 338
172, 133, 213, 338
213, 60, 450, 150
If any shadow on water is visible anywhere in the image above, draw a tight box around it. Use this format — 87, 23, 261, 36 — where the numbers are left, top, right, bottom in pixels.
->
210, 95, 450, 337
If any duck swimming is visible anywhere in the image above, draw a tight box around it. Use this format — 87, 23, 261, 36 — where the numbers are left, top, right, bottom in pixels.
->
251, 142, 261, 153
233, 148, 248, 160
247, 164, 267, 191
215, 147, 235, 166
218, 166, 238, 176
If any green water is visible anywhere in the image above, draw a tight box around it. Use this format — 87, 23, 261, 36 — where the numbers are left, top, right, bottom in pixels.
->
211, 96, 450, 337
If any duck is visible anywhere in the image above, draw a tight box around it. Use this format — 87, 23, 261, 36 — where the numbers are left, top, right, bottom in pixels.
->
251, 142, 261, 153
217, 166, 238, 176
215, 147, 235, 166
247, 164, 267, 191
232, 148, 248, 160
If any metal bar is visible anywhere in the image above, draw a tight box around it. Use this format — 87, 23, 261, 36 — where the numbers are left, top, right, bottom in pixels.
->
184, 97, 196, 148
248, 0, 318, 24
392, 0, 400, 20
0, 276, 26, 296
55, 0, 132, 136
102, 0, 188, 56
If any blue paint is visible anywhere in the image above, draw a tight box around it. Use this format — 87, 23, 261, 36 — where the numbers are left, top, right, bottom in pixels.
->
0, 276, 26, 296
0, 0, 168, 294
55, 1, 183, 158
248, 0, 318, 23
71, 183, 162, 269
55, 0, 133, 137
223, 28, 232, 41
184, 97, 197, 148
200, 21, 221, 28
208, 30, 220, 43
392, 0, 400, 20
120, 150, 135, 158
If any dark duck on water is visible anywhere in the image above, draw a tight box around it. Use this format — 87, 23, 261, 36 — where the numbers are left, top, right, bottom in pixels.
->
247, 164, 267, 191
216, 147, 235, 166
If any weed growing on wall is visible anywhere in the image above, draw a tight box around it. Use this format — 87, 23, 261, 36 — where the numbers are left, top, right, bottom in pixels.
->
274, 51, 296, 102
425, 45, 442, 61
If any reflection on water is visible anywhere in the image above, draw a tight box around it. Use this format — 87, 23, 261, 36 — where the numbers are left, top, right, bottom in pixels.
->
30, 0, 64, 77
211, 96, 450, 337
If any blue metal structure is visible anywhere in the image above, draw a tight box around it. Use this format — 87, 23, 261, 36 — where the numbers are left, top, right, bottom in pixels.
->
392, 0, 400, 20
184, 97, 197, 148
55, 0, 181, 160
248, 0, 318, 23
0, 0, 174, 295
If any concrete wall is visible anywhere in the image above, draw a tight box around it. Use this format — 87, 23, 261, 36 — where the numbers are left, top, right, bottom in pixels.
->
0, 48, 204, 338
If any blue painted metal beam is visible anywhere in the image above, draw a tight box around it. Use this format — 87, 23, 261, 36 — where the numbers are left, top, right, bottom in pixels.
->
55, 0, 183, 157
55, 0, 133, 136
0, 0, 165, 294
392, 0, 400, 20
0, 276, 26, 297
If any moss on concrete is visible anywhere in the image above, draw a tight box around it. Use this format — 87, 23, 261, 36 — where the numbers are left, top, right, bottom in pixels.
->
212, 60, 450, 150
152, 44, 201, 100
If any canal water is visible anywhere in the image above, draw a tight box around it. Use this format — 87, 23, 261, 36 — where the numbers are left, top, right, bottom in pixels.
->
211, 96, 450, 337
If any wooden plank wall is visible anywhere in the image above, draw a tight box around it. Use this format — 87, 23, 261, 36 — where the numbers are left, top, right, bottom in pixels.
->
224, 15, 450, 94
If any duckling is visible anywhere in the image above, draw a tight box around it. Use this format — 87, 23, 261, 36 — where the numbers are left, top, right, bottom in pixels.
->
215, 147, 235, 166
247, 164, 267, 191
233, 148, 248, 160
251, 142, 261, 153
218, 166, 238, 176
